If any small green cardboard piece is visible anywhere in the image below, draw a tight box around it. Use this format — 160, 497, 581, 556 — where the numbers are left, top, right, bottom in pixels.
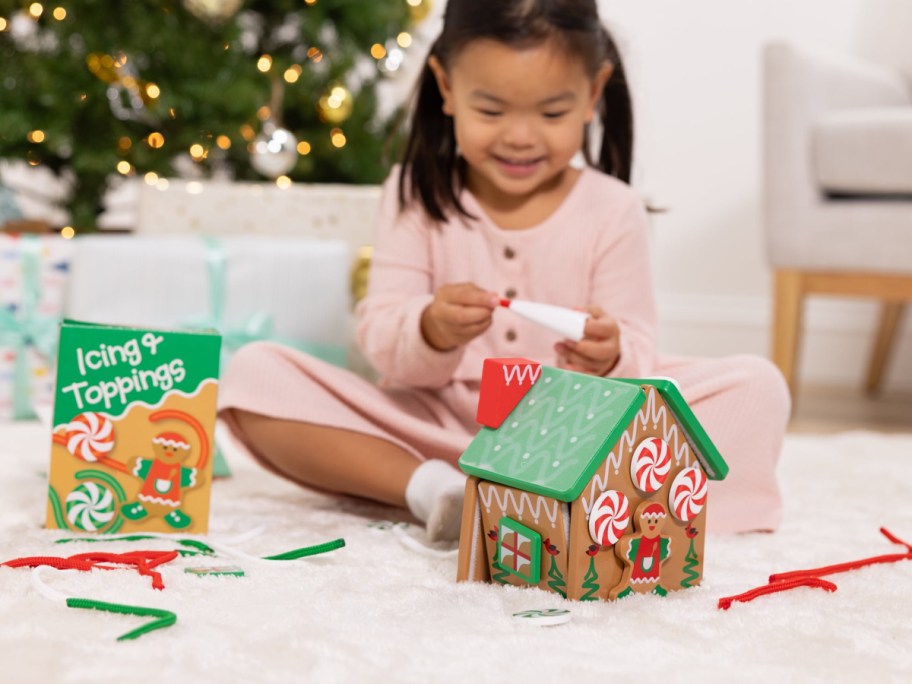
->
185, 565, 245, 577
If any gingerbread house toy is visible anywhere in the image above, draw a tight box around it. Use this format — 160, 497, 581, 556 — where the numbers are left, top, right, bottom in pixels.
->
456, 358, 729, 601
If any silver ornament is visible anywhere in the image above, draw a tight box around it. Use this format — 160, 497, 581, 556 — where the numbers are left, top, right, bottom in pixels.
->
183, 0, 243, 24
250, 123, 298, 178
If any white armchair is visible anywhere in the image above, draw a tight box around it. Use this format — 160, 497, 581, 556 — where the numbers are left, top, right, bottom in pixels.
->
763, 41, 912, 396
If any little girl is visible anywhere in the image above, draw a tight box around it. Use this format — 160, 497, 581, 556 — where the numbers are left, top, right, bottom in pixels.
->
218, 0, 790, 541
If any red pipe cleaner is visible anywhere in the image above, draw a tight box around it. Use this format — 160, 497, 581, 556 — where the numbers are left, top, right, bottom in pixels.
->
768, 527, 912, 583
717, 527, 912, 610
2, 550, 179, 590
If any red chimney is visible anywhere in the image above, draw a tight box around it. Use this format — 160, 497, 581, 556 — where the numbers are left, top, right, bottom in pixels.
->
476, 358, 541, 429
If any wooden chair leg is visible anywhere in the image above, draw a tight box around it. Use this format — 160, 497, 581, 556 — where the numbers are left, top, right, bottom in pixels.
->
865, 301, 905, 395
771, 270, 805, 397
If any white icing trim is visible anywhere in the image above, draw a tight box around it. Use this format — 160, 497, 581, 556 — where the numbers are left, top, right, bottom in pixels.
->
478, 483, 560, 526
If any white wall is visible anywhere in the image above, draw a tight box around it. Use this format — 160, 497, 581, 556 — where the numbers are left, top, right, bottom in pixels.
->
601, 0, 912, 392
394, 0, 911, 392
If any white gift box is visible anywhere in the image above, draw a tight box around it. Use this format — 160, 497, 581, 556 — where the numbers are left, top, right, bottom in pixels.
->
0, 233, 73, 420
134, 180, 381, 250
64, 235, 354, 369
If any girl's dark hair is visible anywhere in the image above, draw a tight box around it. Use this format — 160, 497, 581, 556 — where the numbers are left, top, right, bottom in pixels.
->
398, 0, 634, 222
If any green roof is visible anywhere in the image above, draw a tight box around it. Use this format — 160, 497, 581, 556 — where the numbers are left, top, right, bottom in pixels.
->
459, 368, 730, 502
459, 366, 645, 502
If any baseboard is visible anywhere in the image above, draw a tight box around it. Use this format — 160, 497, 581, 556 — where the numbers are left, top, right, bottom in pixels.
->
656, 292, 912, 391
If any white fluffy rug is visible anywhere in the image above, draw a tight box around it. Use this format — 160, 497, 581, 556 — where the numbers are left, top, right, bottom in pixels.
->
2, 423, 911, 684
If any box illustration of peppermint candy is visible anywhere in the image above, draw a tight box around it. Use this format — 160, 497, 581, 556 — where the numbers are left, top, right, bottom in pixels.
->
46, 320, 221, 534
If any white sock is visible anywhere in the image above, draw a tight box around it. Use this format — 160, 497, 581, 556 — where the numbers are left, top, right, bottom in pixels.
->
405, 460, 467, 543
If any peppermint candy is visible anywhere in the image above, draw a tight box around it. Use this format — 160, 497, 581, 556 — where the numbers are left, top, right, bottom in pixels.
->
669, 466, 708, 522
66, 481, 116, 532
630, 437, 671, 493
65, 412, 115, 463
588, 490, 630, 546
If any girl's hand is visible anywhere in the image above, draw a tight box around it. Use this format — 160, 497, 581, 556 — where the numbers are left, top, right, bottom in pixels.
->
421, 283, 499, 351
554, 306, 621, 376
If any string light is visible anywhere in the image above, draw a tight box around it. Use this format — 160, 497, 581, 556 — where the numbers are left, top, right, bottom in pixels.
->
189, 144, 207, 161
307, 47, 323, 63
27, 130, 45, 143
146, 132, 165, 149
370, 43, 387, 60
240, 124, 255, 142
144, 172, 159, 184
116, 160, 132, 175
256, 105, 271, 121
29, 3, 43, 19
382, 48, 405, 72
52, 6, 66, 20
330, 128, 346, 148
145, 83, 160, 99
297, 141, 311, 155
257, 55, 272, 72
327, 86, 347, 108
397, 32, 412, 48
284, 65, 302, 84
276, 175, 292, 188
0, 18, 7, 31
216, 135, 231, 150
60, 226, 75, 239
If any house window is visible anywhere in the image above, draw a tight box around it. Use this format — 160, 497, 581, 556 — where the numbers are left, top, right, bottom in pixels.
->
495, 516, 541, 585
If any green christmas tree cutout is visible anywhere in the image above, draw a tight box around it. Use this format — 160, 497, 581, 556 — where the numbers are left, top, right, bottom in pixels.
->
543, 537, 566, 598
680, 526, 701, 588
580, 544, 601, 601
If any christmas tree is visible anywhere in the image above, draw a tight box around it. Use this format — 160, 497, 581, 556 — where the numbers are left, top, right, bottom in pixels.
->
580, 556, 600, 601
0, 0, 430, 228
546, 555, 567, 598
580, 550, 600, 601
680, 528, 701, 588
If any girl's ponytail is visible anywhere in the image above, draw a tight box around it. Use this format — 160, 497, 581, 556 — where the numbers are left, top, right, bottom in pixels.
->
397, 40, 466, 222
592, 25, 634, 184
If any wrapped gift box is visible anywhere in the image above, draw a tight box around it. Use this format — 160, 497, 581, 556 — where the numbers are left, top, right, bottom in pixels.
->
64, 235, 353, 368
134, 180, 381, 249
0, 233, 72, 420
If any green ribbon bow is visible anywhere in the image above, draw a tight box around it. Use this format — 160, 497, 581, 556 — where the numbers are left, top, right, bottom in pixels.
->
0, 235, 61, 419
192, 236, 347, 369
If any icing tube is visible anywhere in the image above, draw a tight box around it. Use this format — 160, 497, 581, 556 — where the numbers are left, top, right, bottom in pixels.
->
499, 299, 589, 341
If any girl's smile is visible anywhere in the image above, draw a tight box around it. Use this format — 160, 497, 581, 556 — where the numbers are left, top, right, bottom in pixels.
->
494, 155, 544, 178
